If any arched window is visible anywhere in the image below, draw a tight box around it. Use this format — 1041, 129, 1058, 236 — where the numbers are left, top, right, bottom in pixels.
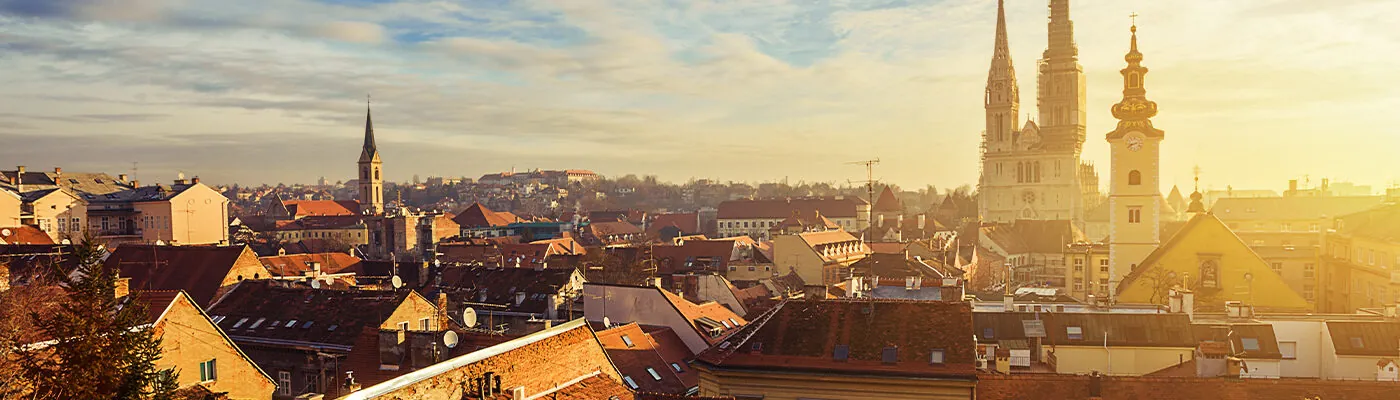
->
1017, 162, 1024, 183
1129, 73, 1141, 88
1034, 162, 1042, 183
1129, 170, 1142, 186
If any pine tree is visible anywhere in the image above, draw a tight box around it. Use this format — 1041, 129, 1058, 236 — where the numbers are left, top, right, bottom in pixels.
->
15, 236, 180, 399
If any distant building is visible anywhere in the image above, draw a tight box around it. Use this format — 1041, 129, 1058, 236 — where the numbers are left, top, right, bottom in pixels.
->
103, 244, 271, 307
595, 322, 699, 395
771, 230, 870, 286
584, 282, 747, 355
1323, 196, 1400, 312
2, 167, 229, 245
477, 169, 599, 186
716, 197, 869, 240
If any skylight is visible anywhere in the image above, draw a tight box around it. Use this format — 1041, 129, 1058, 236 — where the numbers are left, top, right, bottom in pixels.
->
211, 316, 226, 324
302, 321, 314, 329
930, 349, 946, 364
249, 318, 266, 329
1066, 326, 1084, 340
621, 334, 634, 348
622, 376, 638, 389
285, 320, 297, 328
1351, 337, 1365, 348
232, 317, 249, 329
721, 320, 732, 329
1240, 337, 1260, 351
833, 344, 850, 361
882, 346, 898, 364
670, 363, 683, 373
646, 367, 662, 381
328, 324, 338, 331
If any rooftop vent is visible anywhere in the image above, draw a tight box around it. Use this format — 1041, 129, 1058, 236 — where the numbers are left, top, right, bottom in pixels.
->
833, 344, 850, 362
882, 346, 898, 364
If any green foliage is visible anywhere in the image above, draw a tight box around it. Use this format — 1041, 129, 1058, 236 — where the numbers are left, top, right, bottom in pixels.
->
14, 236, 180, 399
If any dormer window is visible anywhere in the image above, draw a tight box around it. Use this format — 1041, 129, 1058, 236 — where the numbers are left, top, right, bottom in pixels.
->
1066, 326, 1084, 340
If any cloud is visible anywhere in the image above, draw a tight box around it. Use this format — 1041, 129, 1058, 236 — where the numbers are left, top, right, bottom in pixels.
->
0, 0, 170, 21
309, 20, 386, 43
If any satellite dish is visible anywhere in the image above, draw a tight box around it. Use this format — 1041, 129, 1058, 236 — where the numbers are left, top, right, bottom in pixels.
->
391, 275, 404, 289
311, 279, 322, 289
463, 308, 477, 328
443, 330, 459, 348
154, 240, 166, 246
324, 277, 336, 287
60, 239, 71, 245
603, 316, 612, 328
0, 229, 10, 236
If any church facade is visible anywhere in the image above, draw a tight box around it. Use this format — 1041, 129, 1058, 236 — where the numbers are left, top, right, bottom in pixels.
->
978, 0, 1099, 224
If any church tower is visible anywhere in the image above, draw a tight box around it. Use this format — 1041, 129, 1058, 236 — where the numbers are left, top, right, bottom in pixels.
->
1037, 0, 1086, 151
977, 0, 1021, 222
1107, 22, 1164, 294
358, 102, 384, 215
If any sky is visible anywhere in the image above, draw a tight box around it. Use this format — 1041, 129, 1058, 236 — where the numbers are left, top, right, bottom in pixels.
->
0, 0, 1397, 194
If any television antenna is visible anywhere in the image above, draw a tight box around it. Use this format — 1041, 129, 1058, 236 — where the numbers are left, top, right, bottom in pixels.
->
845, 158, 880, 241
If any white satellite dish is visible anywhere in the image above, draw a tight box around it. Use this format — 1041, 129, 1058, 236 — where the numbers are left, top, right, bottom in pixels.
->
311, 279, 322, 289
60, 239, 71, 245
324, 277, 336, 287
443, 330, 459, 348
463, 308, 478, 328
603, 316, 612, 328
391, 275, 404, 289
154, 240, 166, 246
0, 228, 10, 236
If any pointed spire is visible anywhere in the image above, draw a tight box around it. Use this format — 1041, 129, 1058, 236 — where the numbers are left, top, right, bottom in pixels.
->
986, 0, 1019, 106
1044, 0, 1078, 61
360, 95, 379, 163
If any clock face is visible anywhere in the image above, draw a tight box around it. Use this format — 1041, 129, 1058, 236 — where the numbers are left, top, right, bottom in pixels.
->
1126, 135, 1144, 152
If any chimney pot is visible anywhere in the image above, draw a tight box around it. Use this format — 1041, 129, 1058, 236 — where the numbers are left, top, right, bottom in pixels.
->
53, 167, 61, 175
191, 177, 200, 185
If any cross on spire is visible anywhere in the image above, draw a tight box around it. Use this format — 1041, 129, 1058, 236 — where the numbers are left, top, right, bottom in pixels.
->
1130, 12, 1139, 27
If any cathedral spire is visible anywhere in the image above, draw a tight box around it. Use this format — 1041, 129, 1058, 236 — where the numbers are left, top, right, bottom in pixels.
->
1106, 21, 1162, 139
360, 96, 379, 163
986, 0, 1018, 106
1043, 0, 1077, 61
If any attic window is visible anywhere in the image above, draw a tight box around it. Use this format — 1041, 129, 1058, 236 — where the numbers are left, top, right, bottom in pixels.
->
833, 344, 850, 362
751, 342, 763, 352
1066, 326, 1084, 340
646, 367, 662, 381
285, 320, 297, 328
930, 349, 946, 364
728, 318, 739, 327
1351, 337, 1365, 348
622, 376, 638, 390
328, 324, 338, 331
670, 363, 683, 373
302, 321, 314, 329
621, 335, 634, 348
211, 316, 226, 324
268, 320, 280, 329
1240, 337, 1260, 351
232, 318, 249, 328
882, 346, 898, 364
68, 179, 78, 184
984, 328, 994, 339
721, 320, 732, 329
248, 318, 265, 329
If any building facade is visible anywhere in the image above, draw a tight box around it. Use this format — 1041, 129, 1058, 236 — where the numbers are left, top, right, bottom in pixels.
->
716, 197, 869, 240
979, 0, 1096, 224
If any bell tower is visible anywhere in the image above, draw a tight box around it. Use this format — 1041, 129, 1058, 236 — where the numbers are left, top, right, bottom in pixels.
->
358, 99, 384, 215
1107, 20, 1164, 295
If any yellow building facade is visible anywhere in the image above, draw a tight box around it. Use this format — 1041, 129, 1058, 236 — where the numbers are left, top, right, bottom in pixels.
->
1116, 211, 1311, 311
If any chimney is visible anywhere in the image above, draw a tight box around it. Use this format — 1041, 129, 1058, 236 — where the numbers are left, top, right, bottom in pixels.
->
191, 176, 200, 185
14, 165, 23, 192
53, 167, 61, 176
1168, 289, 1183, 313
1004, 292, 1015, 312
436, 292, 448, 330
803, 284, 828, 300
545, 294, 559, 320
119, 174, 128, 183
994, 347, 1011, 374
114, 277, 130, 299
1225, 301, 1253, 320
1182, 290, 1195, 319
1384, 304, 1397, 319
1288, 179, 1298, 194
918, 214, 926, 230
131, 180, 140, 188
1088, 371, 1103, 398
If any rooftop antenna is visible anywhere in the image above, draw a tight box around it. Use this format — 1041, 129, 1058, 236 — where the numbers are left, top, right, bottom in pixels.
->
845, 158, 880, 244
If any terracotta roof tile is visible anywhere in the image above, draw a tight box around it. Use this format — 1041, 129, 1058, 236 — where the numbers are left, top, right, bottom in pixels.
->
258, 252, 361, 276
282, 199, 361, 217
873, 186, 902, 212
717, 197, 866, 219
0, 226, 53, 245
205, 280, 412, 348
452, 203, 520, 228
103, 244, 267, 306
596, 323, 697, 394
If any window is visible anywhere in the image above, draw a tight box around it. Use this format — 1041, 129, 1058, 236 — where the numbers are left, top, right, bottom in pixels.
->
285, 320, 297, 328
198, 359, 217, 382
670, 362, 683, 373
646, 367, 662, 381
881, 346, 898, 364
1241, 337, 1260, 351
1304, 284, 1315, 300
721, 320, 732, 329
1309, 223, 1320, 232
930, 349, 945, 364
420, 318, 430, 331
277, 371, 292, 395
622, 376, 639, 389
1279, 341, 1297, 359
1128, 170, 1141, 186
1128, 207, 1142, 224
1304, 263, 1315, 278
304, 373, 320, 393
1271, 263, 1283, 275
232, 317, 249, 329
983, 327, 994, 339
398, 321, 409, 332
621, 334, 635, 348
833, 344, 850, 361
1066, 326, 1083, 340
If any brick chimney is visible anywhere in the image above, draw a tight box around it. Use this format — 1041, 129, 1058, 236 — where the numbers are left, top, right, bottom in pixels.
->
191, 176, 200, 185
52, 167, 61, 176
14, 165, 24, 192
437, 292, 449, 330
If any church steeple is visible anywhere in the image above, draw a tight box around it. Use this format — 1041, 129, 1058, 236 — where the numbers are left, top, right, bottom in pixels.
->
987, 0, 1019, 105
1107, 22, 1163, 139
1043, 0, 1078, 61
360, 100, 380, 163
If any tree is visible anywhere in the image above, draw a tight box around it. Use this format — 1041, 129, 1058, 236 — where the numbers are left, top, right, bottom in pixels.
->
14, 236, 180, 399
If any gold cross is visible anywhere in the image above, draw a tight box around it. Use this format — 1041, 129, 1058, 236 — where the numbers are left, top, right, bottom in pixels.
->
1130, 12, 1139, 26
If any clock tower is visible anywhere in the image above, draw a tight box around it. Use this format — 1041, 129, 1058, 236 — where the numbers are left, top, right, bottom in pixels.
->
1106, 22, 1163, 295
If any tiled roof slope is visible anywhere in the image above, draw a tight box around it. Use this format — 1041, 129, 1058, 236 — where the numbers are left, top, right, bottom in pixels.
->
282, 199, 360, 217
0, 226, 54, 245
659, 288, 746, 345
596, 323, 696, 394
649, 213, 700, 236
205, 280, 410, 348
437, 265, 578, 314
696, 299, 976, 379
873, 186, 902, 212
1212, 195, 1383, 221
452, 203, 520, 228
258, 252, 361, 276
975, 312, 1195, 348
1192, 323, 1282, 359
1327, 321, 1400, 356
104, 244, 268, 306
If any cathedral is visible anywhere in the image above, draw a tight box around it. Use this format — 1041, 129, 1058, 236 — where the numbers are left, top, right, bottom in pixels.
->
978, 0, 1100, 224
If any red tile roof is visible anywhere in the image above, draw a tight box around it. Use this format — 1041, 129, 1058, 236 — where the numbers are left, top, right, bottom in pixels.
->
596, 323, 697, 394
977, 373, 1400, 400
0, 226, 54, 245
648, 213, 699, 236
282, 199, 361, 217
452, 203, 520, 228
103, 244, 267, 306
717, 197, 866, 219
659, 288, 746, 346
873, 186, 902, 212
258, 252, 361, 276
205, 280, 415, 349
588, 221, 643, 237
270, 215, 365, 231
651, 240, 736, 274
695, 299, 977, 380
